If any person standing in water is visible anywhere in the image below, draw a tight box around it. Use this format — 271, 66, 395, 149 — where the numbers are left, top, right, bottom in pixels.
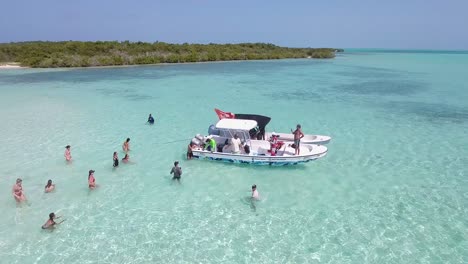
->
42, 212, 64, 229
64, 145, 72, 161
122, 138, 131, 153
113, 152, 119, 167
147, 114, 154, 124
12, 178, 27, 203
122, 154, 130, 163
187, 142, 195, 160
251, 184, 260, 200
291, 124, 304, 155
88, 170, 96, 189
170, 161, 182, 182
45, 179, 55, 193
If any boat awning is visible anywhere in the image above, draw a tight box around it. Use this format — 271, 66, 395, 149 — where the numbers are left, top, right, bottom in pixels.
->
215, 119, 258, 130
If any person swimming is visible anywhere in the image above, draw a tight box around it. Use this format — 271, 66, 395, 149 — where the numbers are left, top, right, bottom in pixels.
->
113, 152, 119, 167
64, 145, 72, 161
122, 154, 130, 163
42, 212, 64, 229
147, 114, 154, 124
12, 178, 27, 202
122, 138, 131, 153
88, 170, 96, 189
45, 179, 55, 193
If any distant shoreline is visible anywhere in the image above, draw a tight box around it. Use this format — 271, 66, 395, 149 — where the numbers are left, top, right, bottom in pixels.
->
0, 63, 27, 69
0, 57, 335, 70
0, 41, 341, 68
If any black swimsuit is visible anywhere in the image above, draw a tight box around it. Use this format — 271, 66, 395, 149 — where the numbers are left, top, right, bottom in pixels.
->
113, 158, 119, 167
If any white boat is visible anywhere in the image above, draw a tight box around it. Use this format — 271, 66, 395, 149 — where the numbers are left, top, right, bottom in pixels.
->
213, 108, 331, 145
190, 119, 327, 166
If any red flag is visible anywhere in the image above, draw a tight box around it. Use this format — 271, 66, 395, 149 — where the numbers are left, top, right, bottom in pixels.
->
215, 108, 235, 119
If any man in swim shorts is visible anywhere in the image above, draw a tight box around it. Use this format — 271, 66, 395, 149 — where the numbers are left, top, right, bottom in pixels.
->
170, 161, 182, 182
291, 124, 304, 155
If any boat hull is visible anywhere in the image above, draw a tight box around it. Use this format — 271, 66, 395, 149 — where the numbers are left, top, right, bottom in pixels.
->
192, 146, 327, 166
265, 132, 331, 145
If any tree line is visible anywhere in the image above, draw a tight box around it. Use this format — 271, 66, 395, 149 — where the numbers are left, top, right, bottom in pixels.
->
0, 41, 343, 68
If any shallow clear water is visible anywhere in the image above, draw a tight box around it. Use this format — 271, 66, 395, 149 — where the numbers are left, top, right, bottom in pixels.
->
0, 51, 467, 263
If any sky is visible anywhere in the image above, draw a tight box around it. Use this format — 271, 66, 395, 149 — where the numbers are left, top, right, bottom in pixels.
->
1, 0, 467, 49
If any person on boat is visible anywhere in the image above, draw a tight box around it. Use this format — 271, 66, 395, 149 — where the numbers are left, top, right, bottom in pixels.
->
42, 212, 64, 230
230, 134, 242, 154
122, 138, 131, 153
12, 178, 27, 203
113, 152, 119, 167
122, 154, 130, 163
269, 133, 280, 155
291, 124, 304, 155
222, 139, 230, 153
251, 184, 259, 200
45, 179, 55, 193
88, 170, 96, 189
147, 114, 154, 124
187, 142, 195, 160
204, 137, 216, 152
64, 145, 72, 161
170, 161, 182, 182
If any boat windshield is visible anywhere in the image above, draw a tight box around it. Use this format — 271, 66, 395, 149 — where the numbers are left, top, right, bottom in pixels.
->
218, 129, 250, 142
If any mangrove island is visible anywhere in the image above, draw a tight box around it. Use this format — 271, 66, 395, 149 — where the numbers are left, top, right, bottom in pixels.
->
0, 41, 343, 68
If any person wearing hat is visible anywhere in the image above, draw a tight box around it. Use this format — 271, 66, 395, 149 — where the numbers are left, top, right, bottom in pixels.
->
170, 161, 182, 182
12, 178, 27, 203
88, 170, 96, 189
204, 137, 216, 152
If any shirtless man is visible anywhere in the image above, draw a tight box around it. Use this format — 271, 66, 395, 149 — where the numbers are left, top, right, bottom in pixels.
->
12, 178, 27, 203
291, 124, 304, 155
42, 213, 64, 229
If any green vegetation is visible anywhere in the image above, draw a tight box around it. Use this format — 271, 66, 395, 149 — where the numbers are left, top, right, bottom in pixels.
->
0, 41, 341, 68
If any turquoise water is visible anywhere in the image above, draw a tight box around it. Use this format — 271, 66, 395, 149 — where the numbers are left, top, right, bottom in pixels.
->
0, 51, 467, 263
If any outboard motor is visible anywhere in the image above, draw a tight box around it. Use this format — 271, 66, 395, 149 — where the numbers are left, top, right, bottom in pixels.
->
191, 137, 202, 146
208, 124, 220, 136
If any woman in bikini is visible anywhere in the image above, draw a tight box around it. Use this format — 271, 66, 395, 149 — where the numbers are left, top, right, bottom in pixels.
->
122, 138, 131, 153
113, 152, 119, 167
12, 178, 27, 202
88, 170, 96, 189
64, 145, 72, 161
